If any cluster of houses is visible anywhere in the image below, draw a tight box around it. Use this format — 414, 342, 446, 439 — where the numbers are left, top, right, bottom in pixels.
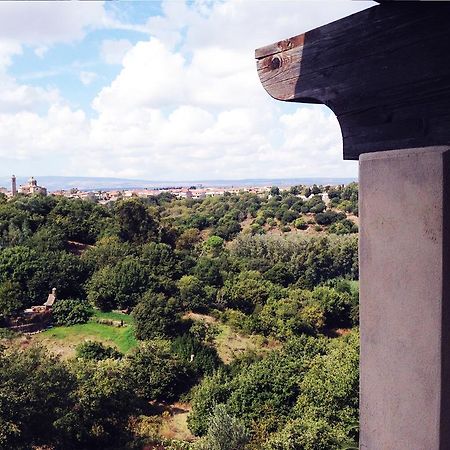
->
0, 174, 330, 205
52, 185, 272, 204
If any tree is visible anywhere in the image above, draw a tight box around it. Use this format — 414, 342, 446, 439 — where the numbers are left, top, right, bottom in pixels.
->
0, 347, 76, 449
176, 228, 201, 251
0, 281, 23, 321
87, 257, 150, 311
192, 257, 223, 287
203, 235, 225, 256
196, 404, 250, 450
188, 370, 231, 436
61, 358, 140, 449
270, 186, 280, 196
127, 340, 190, 401
116, 199, 159, 244
132, 291, 180, 339
76, 341, 122, 361
219, 271, 275, 314
52, 299, 92, 326
178, 275, 208, 312
171, 334, 222, 376
311, 286, 353, 328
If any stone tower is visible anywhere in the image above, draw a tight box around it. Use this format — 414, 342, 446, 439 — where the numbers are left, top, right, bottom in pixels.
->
11, 175, 16, 196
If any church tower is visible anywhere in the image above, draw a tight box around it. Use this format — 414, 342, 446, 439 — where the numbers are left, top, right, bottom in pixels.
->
11, 175, 17, 196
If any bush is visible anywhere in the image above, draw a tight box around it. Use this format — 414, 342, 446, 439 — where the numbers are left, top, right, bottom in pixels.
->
76, 340, 122, 360
132, 291, 180, 339
127, 340, 191, 401
328, 219, 358, 235
171, 334, 222, 376
315, 210, 346, 226
294, 218, 308, 230
52, 299, 92, 326
197, 404, 250, 450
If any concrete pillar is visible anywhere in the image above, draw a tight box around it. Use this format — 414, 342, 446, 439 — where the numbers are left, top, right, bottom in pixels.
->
359, 147, 450, 449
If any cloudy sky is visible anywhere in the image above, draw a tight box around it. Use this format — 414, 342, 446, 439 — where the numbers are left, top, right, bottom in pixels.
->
0, 0, 373, 181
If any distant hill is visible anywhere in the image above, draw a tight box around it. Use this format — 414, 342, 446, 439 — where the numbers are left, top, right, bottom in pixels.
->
0, 175, 357, 192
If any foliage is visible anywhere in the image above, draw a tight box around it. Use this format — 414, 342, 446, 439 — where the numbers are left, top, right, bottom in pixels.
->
62, 358, 140, 449
132, 291, 181, 339
171, 333, 222, 376
76, 340, 122, 360
86, 257, 151, 311
0, 281, 23, 320
195, 404, 250, 450
52, 299, 92, 326
178, 275, 209, 312
116, 198, 159, 244
0, 184, 361, 449
0, 346, 76, 450
127, 340, 191, 401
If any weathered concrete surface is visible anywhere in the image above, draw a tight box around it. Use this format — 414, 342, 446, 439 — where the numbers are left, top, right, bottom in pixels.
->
359, 147, 450, 450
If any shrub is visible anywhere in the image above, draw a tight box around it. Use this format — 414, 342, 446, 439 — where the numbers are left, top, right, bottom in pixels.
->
198, 404, 250, 450
127, 340, 191, 401
52, 299, 92, 326
294, 218, 308, 230
132, 291, 180, 340
76, 340, 122, 360
171, 334, 222, 376
315, 210, 346, 226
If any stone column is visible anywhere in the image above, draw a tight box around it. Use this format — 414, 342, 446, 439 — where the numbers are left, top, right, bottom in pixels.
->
359, 147, 450, 449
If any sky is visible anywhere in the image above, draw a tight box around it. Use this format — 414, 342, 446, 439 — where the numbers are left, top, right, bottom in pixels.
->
0, 0, 373, 181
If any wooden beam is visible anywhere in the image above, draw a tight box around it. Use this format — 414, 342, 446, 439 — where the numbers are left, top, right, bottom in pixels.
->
255, 4, 450, 160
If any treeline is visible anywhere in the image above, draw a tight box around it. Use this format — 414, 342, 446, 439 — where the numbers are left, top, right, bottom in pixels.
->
0, 187, 360, 449
165, 182, 358, 238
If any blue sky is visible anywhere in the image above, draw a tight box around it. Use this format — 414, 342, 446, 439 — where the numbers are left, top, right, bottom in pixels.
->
0, 1, 372, 181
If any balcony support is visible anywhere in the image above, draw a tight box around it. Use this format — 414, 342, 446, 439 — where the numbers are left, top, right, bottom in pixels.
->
359, 147, 450, 449
255, 3, 450, 448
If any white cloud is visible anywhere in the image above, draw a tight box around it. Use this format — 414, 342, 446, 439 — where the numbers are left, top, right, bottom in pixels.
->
80, 71, 98, 86
100, 39, 133, 65
93, 39, 186, 113
0, 0, 370, 179
0, 104, 87, 161
0, 2, 105, 46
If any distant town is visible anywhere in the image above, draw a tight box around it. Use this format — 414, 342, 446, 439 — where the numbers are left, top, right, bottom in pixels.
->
0, 175, 276, 204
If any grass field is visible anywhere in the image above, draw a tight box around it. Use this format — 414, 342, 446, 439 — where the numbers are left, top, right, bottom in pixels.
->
32, 310, 138, 358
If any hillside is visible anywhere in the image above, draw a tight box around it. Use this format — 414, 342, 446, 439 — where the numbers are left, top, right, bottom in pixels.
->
0, 182, 359, 450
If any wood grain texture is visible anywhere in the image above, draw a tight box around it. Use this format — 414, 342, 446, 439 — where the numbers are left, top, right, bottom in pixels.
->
255, 4, 450, 160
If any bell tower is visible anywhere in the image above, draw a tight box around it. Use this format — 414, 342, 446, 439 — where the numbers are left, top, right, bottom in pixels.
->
11, 175, 17, 196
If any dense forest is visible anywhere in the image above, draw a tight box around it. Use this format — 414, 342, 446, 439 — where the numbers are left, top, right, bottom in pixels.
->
0, 183, 359, 450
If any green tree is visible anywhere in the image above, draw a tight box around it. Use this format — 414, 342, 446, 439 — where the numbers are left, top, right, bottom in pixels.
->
76, 341, 122, 361
178, 275, 208, 312
116, 199, 159, 244
61, 358, 140, 449
0, 281, 23, 321
0, 347, 76, 449
52, 299, 92, 326
203, 235, 225, 256
197, 404, 250, 450
127, 340, 190, 401
87, 257, 150, 311
132, 291, 180, 339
